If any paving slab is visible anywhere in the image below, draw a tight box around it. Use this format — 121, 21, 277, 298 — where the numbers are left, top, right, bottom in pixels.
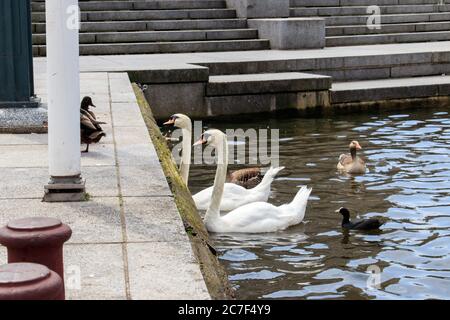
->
113, 126, 154, 145
0, 133, 48, 145
0, 164, 119, 199
111, 102, 147, 127
124, 197, 188, 243
0, 197, 122, 244
64, 244, 127, 300
0, 145, 48, 168
115, 143, 160, 167
119, 165, 172, 197
0, 167, 48, 199
127, 242, 210, 300
81, 144, 116, 167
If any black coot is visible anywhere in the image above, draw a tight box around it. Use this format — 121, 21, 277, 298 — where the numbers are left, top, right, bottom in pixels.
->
336, 207, 383, 230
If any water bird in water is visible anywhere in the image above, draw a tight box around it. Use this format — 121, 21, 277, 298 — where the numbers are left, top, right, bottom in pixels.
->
337, 140, 366, 174
194, 166, 284, 211
80, 96, 106, 153
227, 167, 263, 189
336, 207, 383, 230
193, 129, 312, 233
163, 114, 192, 184
164, 113, 272, 191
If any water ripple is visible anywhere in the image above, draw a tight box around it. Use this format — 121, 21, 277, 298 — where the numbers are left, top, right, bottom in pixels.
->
188, 107, 450, 299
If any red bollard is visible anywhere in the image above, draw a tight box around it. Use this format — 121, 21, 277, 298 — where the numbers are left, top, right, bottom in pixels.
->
0, 263, 64, 300
0, 217, 72, 298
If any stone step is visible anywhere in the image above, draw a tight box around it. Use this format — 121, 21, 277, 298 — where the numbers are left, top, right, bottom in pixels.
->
34, 39, 271, 56
205, 72, 332, 117
30, 0, 264, 56
200, 42, 450, 81
325, 12, 450, 25
33, 19, 249, 33
290, 0, 450, 7
32, 29, 258, 45
31, 0, 227, 12
206, 72, 332, 96
326, 21, 450, 36
291, 5, 450, 17
32, 9, 237, 23
326, 30, 450, 45
331, 75, 450, 103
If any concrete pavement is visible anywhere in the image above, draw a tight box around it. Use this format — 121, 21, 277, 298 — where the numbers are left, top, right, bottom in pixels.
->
32, 41, 450, 74
0, 72, 210, 300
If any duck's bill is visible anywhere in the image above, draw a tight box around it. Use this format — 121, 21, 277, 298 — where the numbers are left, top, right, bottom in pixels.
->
193, 138, 207, 146
334, 209, 341, 213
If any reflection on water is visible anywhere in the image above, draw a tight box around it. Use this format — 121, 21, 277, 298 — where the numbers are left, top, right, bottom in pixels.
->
187, 107, 450, 300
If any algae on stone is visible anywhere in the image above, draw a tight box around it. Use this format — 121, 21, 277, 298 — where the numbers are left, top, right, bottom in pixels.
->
133, 83, 235, 300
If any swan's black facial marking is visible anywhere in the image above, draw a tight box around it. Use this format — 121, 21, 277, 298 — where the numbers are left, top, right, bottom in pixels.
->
169, 115, 179, 124
194, 132, 209, 146
163, 115, 179, 126
204, 132, 212, 144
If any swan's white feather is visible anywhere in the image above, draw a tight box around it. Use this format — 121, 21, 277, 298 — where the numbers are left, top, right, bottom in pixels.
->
207, 187, 312, 233
193, 166, 284, 211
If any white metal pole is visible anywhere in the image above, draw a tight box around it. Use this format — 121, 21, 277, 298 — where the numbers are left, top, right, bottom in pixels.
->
46, 0, 81, 177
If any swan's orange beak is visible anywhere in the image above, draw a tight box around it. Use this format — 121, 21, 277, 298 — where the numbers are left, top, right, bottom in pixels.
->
355, 142, 362, 150
193, 136, 207, 147
163, 118, 175, 126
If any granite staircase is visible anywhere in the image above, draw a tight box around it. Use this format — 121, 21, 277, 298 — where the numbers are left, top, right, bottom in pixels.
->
31, 0, 270, 56
157, 41, 450, 118
290, 0, 450, 46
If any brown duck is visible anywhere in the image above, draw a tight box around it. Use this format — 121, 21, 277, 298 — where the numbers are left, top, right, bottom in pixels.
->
80, 96, 106, 153
337, 140, 366, 174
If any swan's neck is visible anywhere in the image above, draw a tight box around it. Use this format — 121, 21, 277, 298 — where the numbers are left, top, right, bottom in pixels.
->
180, 124, 192, 185
205, 136, 228, 224
252, 170, 273, 193
350, 147, 357, 161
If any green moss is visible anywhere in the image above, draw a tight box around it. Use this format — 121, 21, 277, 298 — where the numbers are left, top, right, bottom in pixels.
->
133, 84, 235, 300
83, 192, 91, 201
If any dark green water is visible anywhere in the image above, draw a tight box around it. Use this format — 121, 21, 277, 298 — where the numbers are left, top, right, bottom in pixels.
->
186, 107, 450, 300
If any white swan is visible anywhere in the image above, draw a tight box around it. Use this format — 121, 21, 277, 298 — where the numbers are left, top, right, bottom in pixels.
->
164, 114, 192, 184
194, 129, 312, 233
164, 113, 284, 211
193, 166, 284, 211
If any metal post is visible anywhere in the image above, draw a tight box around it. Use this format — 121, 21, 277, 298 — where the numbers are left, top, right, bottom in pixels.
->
0, 263, 64, 300
43, 0, 85, 202
0, 0, 37, 107
0, 217, 72, 284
